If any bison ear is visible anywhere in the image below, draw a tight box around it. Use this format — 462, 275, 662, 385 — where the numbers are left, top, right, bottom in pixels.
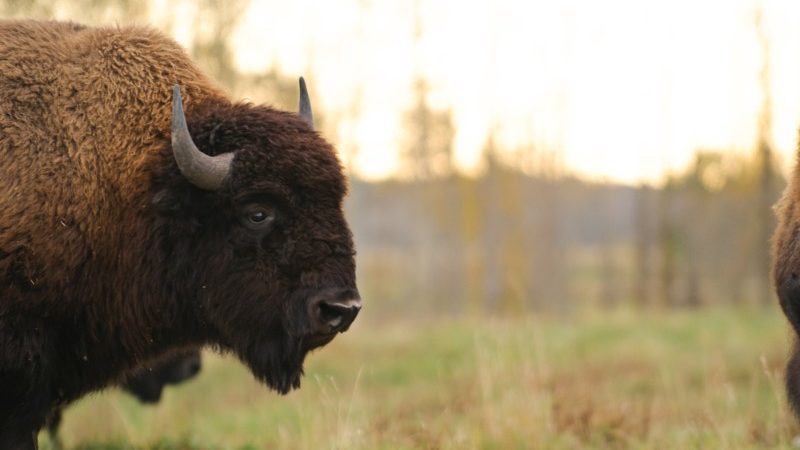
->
298, 77, 314, 129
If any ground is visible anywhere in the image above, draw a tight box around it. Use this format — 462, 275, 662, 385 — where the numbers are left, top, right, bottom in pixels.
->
44, 308, 799, 449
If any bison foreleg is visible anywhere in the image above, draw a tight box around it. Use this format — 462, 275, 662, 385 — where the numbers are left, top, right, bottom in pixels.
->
0, 428, 37, 450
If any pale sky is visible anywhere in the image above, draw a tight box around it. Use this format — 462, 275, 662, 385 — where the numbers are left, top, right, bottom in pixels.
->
174, 0, 800, 183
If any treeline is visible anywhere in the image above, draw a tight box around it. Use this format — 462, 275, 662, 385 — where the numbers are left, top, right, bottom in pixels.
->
348, 149, 785, 317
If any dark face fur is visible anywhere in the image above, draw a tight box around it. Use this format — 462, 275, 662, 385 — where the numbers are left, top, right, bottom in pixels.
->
152, 100, 360, 394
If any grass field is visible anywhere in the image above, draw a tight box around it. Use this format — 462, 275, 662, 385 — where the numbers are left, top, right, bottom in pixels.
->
43, 308, 800, 450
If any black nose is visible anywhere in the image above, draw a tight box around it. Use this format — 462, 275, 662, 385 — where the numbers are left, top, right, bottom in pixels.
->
309, 288, 361, 334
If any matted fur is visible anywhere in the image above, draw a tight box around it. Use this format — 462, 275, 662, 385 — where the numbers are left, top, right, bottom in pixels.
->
0, 19, 358, 445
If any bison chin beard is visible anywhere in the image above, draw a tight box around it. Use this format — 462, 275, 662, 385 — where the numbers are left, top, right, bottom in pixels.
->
241, 334, 307, 395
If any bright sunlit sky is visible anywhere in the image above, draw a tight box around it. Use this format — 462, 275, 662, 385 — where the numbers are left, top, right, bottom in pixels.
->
168, 0, 800, 183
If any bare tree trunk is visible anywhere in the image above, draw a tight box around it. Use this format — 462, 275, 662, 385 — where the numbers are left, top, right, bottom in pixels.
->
633, 185, 653, 308
657, 181, 677, 308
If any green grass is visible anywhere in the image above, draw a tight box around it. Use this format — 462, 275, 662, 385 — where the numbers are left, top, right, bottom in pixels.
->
43, 307, 800, 449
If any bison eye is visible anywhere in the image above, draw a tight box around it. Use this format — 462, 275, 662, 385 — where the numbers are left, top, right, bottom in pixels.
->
249, 211, 270, 223
240, 204, 277, 231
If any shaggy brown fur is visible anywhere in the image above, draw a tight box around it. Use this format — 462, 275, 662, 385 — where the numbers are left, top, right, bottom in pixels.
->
0, 19, 359, 447
773, 146, 800, 417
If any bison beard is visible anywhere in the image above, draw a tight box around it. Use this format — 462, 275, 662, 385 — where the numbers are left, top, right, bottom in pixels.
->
236, 288, 344, 394
244, 335, 305, 394
0, 20, 360, 447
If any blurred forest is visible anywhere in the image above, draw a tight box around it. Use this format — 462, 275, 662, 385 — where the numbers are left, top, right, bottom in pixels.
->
0, 0, 788, 318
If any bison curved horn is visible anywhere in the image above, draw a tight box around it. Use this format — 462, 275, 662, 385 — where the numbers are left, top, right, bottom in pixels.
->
298, 77, 314, 129
171, 85, 233, 190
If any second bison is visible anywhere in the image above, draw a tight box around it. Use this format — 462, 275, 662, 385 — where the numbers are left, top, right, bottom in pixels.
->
46, 350, 202, 444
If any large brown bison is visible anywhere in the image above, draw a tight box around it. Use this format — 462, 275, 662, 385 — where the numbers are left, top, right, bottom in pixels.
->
0, 19, 360, 447
773, 150, 800, 416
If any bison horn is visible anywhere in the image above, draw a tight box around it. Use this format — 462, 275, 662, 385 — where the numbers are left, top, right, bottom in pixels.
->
298, 77, 314, 129
171, 85, 233, 190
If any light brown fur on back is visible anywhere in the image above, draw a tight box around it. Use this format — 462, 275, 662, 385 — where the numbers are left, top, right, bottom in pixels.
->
0, 20, 226, 303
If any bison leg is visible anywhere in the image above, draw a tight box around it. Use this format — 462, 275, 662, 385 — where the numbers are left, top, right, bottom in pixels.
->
0, 428, 37, 449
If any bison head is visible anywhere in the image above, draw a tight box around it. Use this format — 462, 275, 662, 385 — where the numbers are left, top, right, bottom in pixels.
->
152, 79, 360, 394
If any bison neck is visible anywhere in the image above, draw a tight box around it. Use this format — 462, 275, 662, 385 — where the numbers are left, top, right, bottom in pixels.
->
37, 225, 212, 405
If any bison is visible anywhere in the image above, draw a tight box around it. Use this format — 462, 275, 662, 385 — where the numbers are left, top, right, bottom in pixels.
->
121, 350, 203, 403
773, 165, 800, 416
0, 19, 361, 448
46, 350, 202, 445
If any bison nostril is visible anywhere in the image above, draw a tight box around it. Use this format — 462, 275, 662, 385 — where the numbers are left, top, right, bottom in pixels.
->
313, 298, 361, 334
318, 302, 343, 327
